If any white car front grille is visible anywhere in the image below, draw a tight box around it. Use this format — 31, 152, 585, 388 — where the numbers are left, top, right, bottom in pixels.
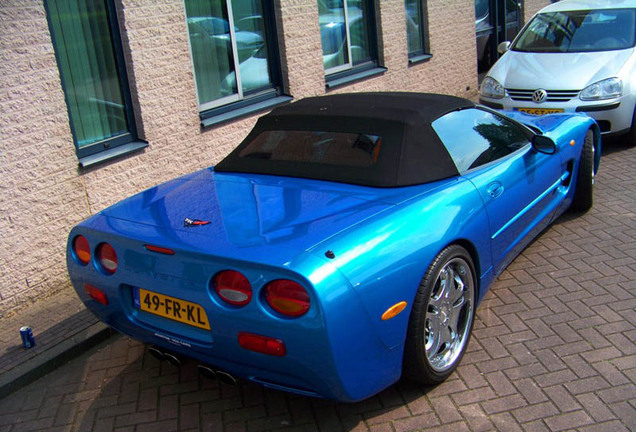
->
506, 89, 580, 102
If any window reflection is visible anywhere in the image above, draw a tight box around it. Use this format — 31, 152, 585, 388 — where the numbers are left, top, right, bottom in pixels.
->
47, 0, 130, 149
185, 0, 274, 111
470, 120, 528, 169
318, 0, 373, 72
513, 9, 636, 53
405, 0, 427, 57
432, 109, 529, 172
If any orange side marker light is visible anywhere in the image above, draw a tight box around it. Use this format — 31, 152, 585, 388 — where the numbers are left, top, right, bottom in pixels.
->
381, 301, 408, 321
570, 140, 576, 146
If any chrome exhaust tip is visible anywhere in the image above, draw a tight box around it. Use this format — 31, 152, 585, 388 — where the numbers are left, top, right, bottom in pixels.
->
148, 346, 182, 366
147, 346, 165, 361
197, 364, 217, 380
197, 365, 237, 385
163, 352, 182, 367
215, 370, 237, 386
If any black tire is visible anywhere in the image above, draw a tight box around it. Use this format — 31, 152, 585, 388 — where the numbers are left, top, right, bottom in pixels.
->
627, 108, 636, 147
403, 245, 476, 385
571, 130, 595, 213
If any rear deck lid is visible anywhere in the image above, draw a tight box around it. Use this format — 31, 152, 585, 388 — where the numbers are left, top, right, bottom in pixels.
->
99, 168, 402, 265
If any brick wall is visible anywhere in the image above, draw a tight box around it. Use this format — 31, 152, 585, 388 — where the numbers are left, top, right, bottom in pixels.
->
0, 0, 480, 318
0, 1, 89, 317
524, 0, 551, 22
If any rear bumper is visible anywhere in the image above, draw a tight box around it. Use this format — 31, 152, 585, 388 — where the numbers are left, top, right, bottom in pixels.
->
70, 278, 402, 402
93, 308, 331, 398
67, 222, 402, 402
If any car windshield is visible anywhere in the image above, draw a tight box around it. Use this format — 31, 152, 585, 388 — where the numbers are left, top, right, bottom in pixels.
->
512, 8, 636, 53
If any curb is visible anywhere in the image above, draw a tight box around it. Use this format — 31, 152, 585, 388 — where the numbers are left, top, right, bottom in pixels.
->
0, 322, 113, 399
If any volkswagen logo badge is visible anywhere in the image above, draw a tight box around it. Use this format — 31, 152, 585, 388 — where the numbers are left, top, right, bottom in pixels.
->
532, 89, 548, 104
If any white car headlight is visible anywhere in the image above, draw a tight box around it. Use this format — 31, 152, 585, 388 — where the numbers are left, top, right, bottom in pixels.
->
480, 77, 506, 99
580, 78, 623, 101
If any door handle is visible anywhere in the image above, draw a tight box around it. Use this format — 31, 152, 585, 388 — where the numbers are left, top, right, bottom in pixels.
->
487, 182, 504, 199
560, 171, 571, 183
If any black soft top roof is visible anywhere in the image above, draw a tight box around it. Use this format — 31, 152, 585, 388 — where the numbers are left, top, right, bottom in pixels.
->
215, 92, 475, 187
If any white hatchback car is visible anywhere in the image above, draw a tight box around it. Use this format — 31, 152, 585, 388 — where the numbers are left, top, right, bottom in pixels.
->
479, 0, 636, 144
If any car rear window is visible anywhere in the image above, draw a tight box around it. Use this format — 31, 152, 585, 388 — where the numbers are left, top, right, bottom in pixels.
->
238, 130, 382, 168
513, 9, 636, 53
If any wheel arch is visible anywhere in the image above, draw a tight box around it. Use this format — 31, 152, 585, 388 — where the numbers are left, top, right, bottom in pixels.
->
402, 237, 484, 314
452, 238, 483, 296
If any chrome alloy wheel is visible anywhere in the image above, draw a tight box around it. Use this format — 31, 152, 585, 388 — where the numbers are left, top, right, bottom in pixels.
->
424, 257, 474, 372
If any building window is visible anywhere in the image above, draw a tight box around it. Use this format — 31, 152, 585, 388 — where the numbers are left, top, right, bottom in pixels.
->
46, 0, 145, 167
318, 0, 385, 88
405, 0, 430, 63
185, 0, 287, 126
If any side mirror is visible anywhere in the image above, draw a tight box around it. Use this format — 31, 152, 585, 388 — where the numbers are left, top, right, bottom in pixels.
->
497, 41, 511, 54
532, 135, 556, 154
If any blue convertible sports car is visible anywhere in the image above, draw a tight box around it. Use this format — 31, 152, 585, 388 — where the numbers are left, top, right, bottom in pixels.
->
67, 93, 600, 402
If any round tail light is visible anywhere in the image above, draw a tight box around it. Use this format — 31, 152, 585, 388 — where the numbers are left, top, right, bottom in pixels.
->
73, 235, 91, 265
213, 270, 252, 306
97, 243, 118, 274
265, 280, 310, 317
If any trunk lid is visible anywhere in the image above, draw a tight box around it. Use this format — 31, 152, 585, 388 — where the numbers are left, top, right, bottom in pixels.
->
99, 168, 408, 265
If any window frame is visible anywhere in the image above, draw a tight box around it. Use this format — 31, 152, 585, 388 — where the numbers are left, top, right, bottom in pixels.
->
45, 0, 146, 168
405, 0, 431, 64
321, 0, 386, 89
185, 0, 289, 127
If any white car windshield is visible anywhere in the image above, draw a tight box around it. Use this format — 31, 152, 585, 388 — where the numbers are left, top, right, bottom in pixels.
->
513, 9, 636, 53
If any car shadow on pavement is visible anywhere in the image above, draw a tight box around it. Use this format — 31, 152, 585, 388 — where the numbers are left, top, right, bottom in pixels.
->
600, 134, 634, 156
66, 334, 447, 431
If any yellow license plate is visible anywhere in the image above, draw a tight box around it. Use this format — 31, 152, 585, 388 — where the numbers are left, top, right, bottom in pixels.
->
134, 288, 210, 330
516, 108, 564, 115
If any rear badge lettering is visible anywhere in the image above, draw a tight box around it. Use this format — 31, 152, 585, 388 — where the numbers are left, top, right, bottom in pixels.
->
154, 332, 192, 348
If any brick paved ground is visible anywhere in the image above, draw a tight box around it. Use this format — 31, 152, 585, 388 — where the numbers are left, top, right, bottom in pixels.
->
0, 283, 109, 397
0, 289, 92, 375
0, 137, 634, 431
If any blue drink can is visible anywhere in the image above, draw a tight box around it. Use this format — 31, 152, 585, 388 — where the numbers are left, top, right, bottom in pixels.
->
20, 326, 35, 349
